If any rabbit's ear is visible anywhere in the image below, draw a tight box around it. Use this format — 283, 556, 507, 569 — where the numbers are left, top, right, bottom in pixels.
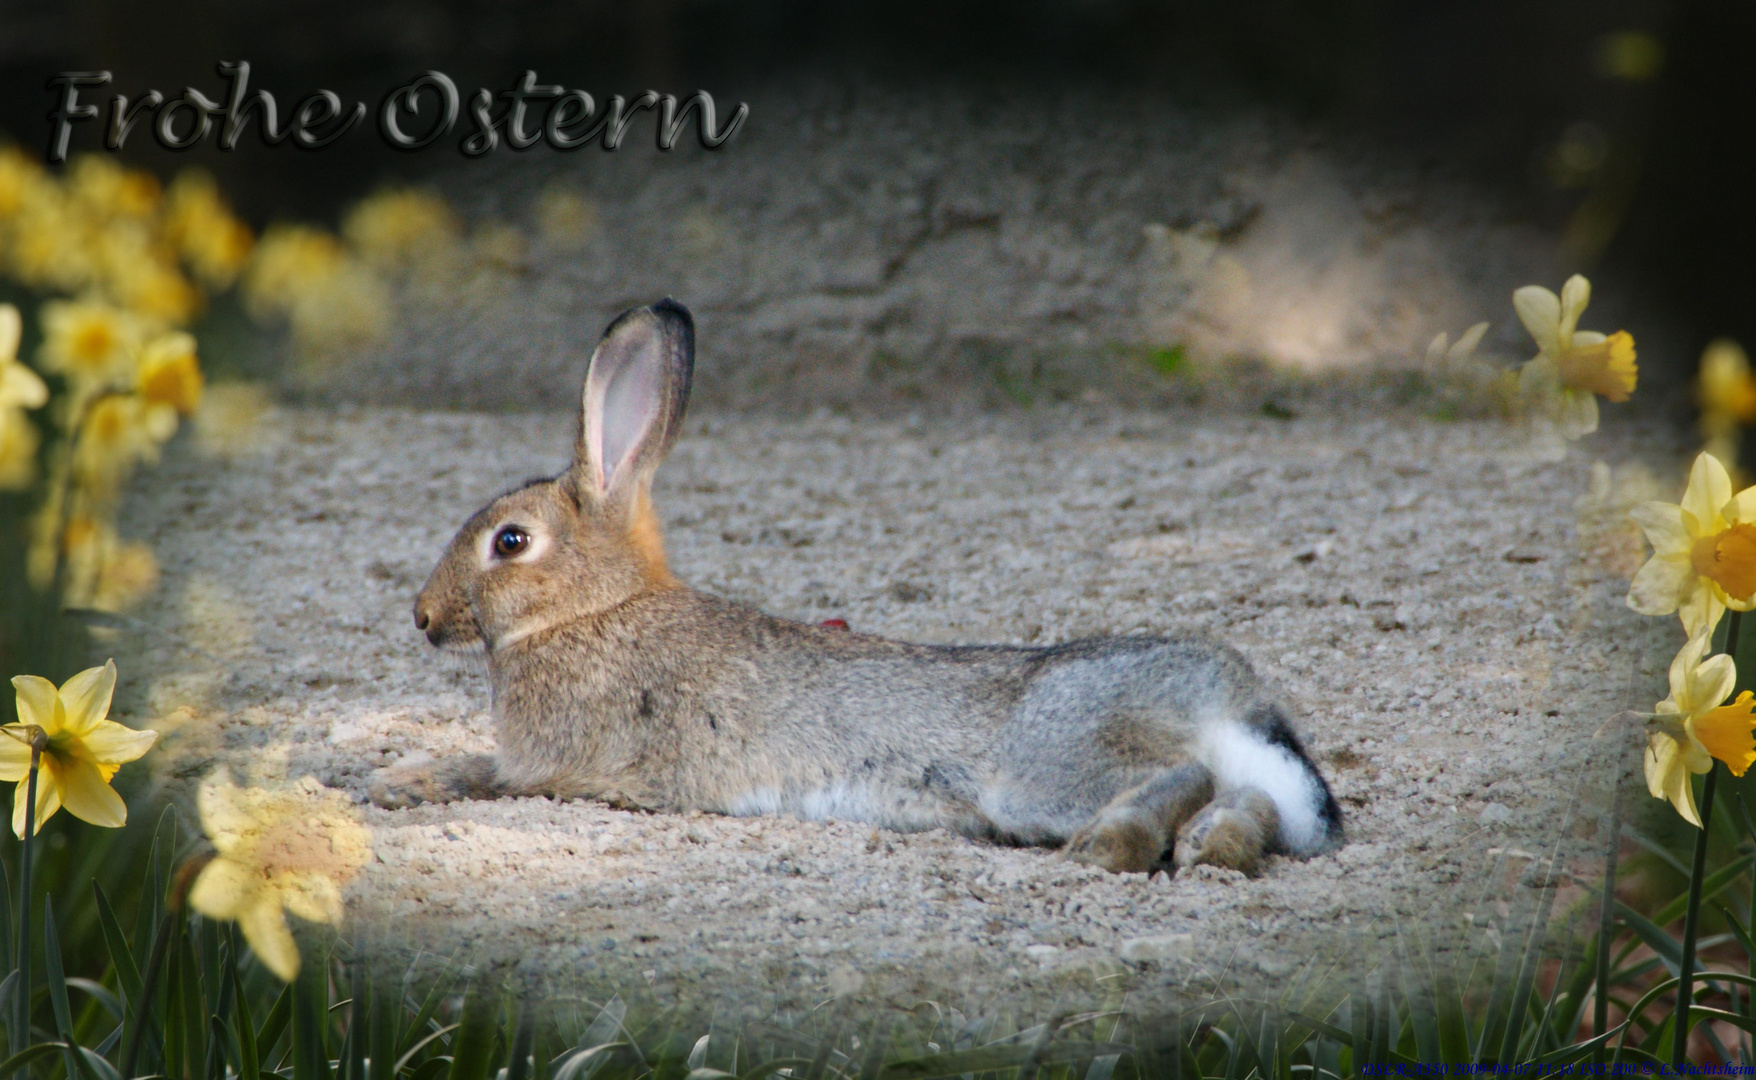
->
573, 299, 694, 507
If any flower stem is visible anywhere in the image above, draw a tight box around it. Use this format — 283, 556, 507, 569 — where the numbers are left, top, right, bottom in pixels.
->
1674, 609, 1742, 1065
11, 748, 37, 1065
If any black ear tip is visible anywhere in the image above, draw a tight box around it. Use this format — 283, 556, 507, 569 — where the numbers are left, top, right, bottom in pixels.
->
652, 297, 694, 333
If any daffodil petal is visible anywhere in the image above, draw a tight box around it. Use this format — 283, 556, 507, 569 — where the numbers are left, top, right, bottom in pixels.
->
79, 721, 158, 766
1559, 275, 1590, 344
1514, 286, 1562, 357
1519, 353, 1560, 397
239, 896, 300, 982
197, 777, 257, 854
1668, 757, 1703, 828
1556, 390, 1598, 439
1630, 501, 1691, 555
1646, 732, 1677, 800
0, 738, 30, 784
13, 770, 62, 838
1684, 453, 1734, 535
278, 871, 344, 926
1727, 487, 1756, 527
11, 675, 57, 732
53, 756, 125, 828
1690, 652, 1737, 715
1628, 554, 1693, 616
56, 661, 116, 736
1681, 587, 1728, 641
0, 307, 18, 363
187, 857, 261, 921
1450, 322, 1489, 362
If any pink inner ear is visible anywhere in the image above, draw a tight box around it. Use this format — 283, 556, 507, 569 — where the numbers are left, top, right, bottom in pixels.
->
588, 332, 666, 491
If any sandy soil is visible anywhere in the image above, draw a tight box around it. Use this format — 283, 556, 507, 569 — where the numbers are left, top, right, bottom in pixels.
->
116, 402, 1671, 1013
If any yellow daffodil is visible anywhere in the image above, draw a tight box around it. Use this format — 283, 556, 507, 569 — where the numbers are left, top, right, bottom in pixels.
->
9, 192, 98, 295
1700, 339, 1756, 435
0, 409, 39, 491
242, 225, 348, 319
1515, 274, 1638, 439
187, 775, 370, 981
1647, 631, 1756, 826
1629, 451, 1756, 637
341, 188, 459, 269
0, 145, 49, 219
164, 171, 253, 289
0, 305, 48, 412
72, 393, 177, 493
136, 332, 202, 416
61, 518, 159, 613
38, 299, 143, 390
67, 157, 160, 221
4, 660, 159, 836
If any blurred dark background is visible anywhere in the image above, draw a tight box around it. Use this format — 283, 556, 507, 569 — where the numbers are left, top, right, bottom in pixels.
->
0, 0, 1749, 392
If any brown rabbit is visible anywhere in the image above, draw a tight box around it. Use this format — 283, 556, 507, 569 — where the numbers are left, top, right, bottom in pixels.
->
370, 300, 1343, 875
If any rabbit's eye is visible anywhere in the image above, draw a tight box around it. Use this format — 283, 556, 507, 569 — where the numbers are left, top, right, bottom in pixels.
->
493, 527, 531, 558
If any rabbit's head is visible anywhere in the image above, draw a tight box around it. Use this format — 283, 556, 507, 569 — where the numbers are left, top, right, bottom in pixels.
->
414, 300, 694, 651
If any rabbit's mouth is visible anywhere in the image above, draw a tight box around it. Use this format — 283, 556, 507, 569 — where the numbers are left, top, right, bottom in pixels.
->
414, 601, 483, 651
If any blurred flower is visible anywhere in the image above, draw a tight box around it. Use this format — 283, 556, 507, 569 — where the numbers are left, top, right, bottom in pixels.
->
0, 145, 48, 219
136, 331, 202, 416
61, 518, 159, 613
11, 193, 98, 295
4, 660, 159, 836
285, 266, 390, 352
342, 188, 459, 270
1424, 322, 1489, 369
1700, 339, 1756, 439
68, 157, 160, 221
243, 224, 349, 320
1647, 631, 1756, 827
187, 775, 370, 981
1628, 451, 1756, 637
38, 299, 143, 391
0, 304, 47, 411
105, 251, 198, 326
0, 410, 39, 491
72, 393, 177, 493
535, 185, 598, 250
1595, 31, 1666, 82
1515, 274, 1637, 439
164, 170, 254, 289
471, 222, 528, 272
194, 382, 271, 457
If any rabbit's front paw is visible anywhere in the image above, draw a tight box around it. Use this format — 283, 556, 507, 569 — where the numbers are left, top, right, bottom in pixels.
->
1065, 808, 1165, 874
368, 754, 501, 809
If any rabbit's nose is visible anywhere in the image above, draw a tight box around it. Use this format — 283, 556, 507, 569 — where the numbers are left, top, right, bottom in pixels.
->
414, 605, 431, 632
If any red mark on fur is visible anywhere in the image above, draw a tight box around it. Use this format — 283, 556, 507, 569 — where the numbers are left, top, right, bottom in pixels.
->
820, 618, 850, 631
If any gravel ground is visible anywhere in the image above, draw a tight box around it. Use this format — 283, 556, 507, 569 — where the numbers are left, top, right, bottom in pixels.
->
117, 401, 1671, 1014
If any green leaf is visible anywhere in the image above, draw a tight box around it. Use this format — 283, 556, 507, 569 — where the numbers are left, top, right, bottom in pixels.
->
445, 982, 499, 1080
882, 1042, 1131, 1080
292, 954, 332, 1080
255, 981, 292, 1067
394, 1025, 460, 1076
92, 885, 141, 1007
1615, 901, 1685, 976
0, 1040, 75, 1075
44, 903, 95, 1080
